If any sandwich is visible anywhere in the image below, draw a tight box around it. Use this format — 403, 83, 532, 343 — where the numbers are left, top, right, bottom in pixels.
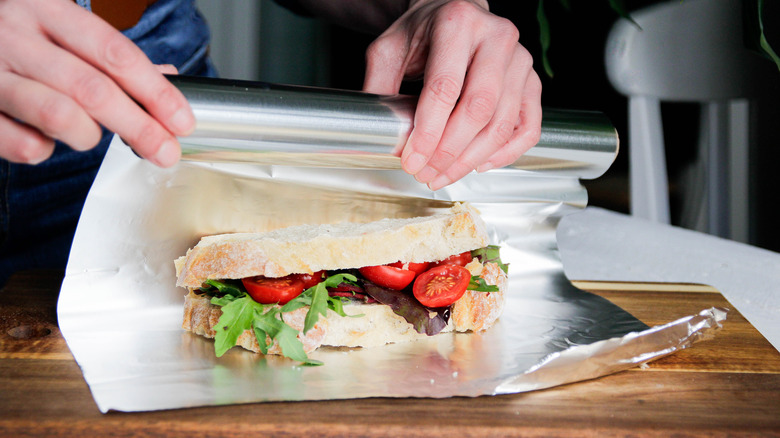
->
175, 203, 508, 364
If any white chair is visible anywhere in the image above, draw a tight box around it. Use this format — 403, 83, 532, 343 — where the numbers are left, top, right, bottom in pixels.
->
604, 0, 776, 242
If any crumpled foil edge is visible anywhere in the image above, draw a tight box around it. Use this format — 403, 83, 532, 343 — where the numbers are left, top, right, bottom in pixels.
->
496, 307, 729, 393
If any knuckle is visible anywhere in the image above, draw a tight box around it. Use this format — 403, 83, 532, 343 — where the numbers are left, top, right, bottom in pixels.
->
365, 36, 396, 63
125, 119, 165, 156
12, 135, 54, 164
148, 83, 180, 116
464, 91, 497, 124
516, 46, 534, 70
432, 146, 458, 169
102, 31, 140, 71
37, 95, 76, 135
427, 75, 461, 107
412, 127, 441, 151
493, 18, 520, 42
525, 123, 542, 145
73, 72, 112, 110
492, 119, 516, 145
527, 70, 543, 93
440, 1, 479, 22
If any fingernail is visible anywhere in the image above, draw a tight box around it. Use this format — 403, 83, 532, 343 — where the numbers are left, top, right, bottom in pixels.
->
169, 107, 195, 136
403, 152, 428, 175
152, 139, 181, 168
477, 162, 495, 173
429, 174, 451, 191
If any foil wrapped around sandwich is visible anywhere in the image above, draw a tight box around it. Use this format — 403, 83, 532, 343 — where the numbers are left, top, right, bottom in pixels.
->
57, 77, 724, 413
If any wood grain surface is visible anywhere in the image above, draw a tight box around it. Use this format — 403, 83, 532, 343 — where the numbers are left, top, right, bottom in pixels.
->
1, 270, 778, 437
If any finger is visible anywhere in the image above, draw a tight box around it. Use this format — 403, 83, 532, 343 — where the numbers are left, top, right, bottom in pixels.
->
37, 2, 194, 137
428, 45, 533, 190
400, 21, 472, 176
417, 26, 520, 186
364, 32, 409, 95
156, 64, 179, 75
477, 71, 543, 171
0, 112, 55, 164
28, 1, 191, 166
0, 71, 102, 151
8, 15, 182, 166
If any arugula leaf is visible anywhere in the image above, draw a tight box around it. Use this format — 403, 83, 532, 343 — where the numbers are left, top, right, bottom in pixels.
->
471, 245, 509, 274
295, 273, 357, 334
275, 318, 321, 365
305, 279, 330, 334
203, 279, 245, 297
210, 293, 241, 307
206, 273, 359, 364
252, 325, 270, 355
468, 275, 499, 293
213, 296, 260, 357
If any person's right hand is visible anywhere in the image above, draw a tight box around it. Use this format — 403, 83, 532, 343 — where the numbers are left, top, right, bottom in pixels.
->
0, 0, 194, 167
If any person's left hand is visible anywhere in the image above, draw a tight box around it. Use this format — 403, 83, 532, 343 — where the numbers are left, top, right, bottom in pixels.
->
363, 0, 542, 190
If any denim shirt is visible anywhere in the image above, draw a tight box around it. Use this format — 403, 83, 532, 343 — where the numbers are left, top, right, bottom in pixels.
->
0, 0, 215, 286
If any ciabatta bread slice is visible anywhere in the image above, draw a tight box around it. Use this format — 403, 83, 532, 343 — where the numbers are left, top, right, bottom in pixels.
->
176, 203, 488, 288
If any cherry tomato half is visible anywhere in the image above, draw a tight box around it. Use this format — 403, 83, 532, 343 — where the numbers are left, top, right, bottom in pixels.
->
359, 265, 416, 290
388, 261, 430, 275
433, 251, 473, 267
242, 275, 305, 304
412, 265, 470, 307
297, 270, 325, 289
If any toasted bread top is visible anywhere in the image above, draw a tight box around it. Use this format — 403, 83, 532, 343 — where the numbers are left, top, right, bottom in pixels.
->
176, 203, 488, 288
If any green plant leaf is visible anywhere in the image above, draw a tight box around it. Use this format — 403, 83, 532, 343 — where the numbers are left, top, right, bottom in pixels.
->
607, 0, 640, 28
468, 275, 499, 293
203, 279, 245, 297
757, 0, 780, 71
471, 245, 509, 274
213, 296, 259, 357
536, 0, 554, 77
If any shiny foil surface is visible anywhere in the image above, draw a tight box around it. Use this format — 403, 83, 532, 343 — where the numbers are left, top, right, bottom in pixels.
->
58, 134, 723, 413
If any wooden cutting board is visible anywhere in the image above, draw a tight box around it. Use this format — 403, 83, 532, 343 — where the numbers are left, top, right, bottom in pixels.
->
1, 270, 778, 436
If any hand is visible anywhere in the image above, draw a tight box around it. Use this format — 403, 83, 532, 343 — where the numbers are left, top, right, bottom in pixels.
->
0, 0, 193, 167
363, 0, 542, 190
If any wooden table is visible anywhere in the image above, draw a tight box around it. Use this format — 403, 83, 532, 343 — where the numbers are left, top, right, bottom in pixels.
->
2, 270, 779, 437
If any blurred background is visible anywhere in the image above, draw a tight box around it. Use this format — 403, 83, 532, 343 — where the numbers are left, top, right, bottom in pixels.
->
195, 0, 779, 253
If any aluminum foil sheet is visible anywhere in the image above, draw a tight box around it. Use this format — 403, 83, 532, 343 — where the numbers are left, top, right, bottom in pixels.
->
58, 130, 723, 413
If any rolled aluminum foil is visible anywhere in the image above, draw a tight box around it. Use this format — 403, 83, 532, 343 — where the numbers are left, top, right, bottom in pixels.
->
56, 88, 722, 412
169, 76, 618, 179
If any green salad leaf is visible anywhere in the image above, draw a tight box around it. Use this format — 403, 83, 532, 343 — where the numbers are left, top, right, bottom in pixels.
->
203, 278, 244, 297
207, 272, 358, 365
212, 295, 262, 357
471, 245, 509, 274
468, 275, 499, 293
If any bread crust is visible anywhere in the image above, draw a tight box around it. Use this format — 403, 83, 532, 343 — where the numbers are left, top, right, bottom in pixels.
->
182, 262, 507, 355
176, 203, 488, 288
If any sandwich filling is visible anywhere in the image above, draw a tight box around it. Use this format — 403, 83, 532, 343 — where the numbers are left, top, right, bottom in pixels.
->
192, 245, 507, 365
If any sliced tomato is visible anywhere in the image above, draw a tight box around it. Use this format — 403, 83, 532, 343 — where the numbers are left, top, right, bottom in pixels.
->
296, 270, 325, 289
413, 265, 470, 307
432, 251, 473, 267
359, 265, 416, 290
388, 261, 430, 275
242, 275, 304, 304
